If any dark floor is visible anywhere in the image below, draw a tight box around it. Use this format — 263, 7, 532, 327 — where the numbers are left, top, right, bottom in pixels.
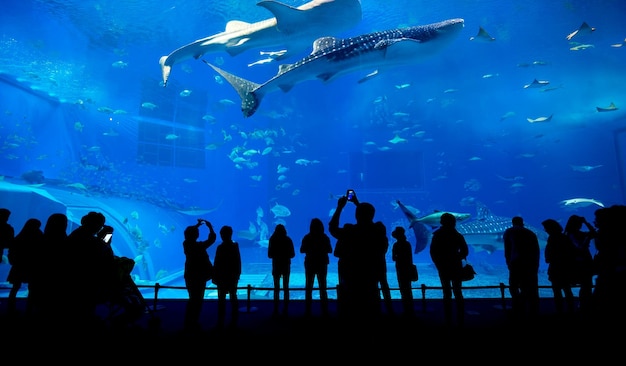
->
0, 296, 621, 360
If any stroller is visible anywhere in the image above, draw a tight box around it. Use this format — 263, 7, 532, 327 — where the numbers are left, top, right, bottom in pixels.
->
105, 256, 159, 329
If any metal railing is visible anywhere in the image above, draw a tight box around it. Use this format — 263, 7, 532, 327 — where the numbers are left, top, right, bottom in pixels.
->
136, 282, 575, 314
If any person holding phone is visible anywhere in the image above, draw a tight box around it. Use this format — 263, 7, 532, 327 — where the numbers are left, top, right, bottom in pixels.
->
329, 189, 389, 321
182, 218, 217, 332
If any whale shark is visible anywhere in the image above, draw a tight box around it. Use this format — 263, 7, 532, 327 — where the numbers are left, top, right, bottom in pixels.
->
396, 200, 471, 254
159, 0, 362, 86
397, 200, 547, 254
206, 18, 465, 117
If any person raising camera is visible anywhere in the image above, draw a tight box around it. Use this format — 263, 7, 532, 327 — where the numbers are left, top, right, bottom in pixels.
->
329, 189, 389, 321
182, 218, 216, 333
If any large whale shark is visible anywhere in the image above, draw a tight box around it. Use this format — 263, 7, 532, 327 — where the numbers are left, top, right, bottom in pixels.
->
397, 200, 547, 254
159, 0, 362, 86
206, 18, 465, 117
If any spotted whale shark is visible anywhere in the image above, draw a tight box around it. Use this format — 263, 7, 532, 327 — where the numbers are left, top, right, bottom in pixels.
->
397, 200, 547, 254
159, 0, 362, 86
206, 18, 465, 117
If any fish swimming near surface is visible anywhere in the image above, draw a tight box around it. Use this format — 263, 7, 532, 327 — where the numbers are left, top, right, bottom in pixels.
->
396, 200, 471, 254
596, 102, 618, 112
206, 18, 465, 117
159, 0, 363, 86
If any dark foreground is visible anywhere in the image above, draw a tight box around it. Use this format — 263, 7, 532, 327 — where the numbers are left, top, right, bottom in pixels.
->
0, 296, 621, 360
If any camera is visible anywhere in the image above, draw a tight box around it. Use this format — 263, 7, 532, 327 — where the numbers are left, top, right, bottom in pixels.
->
346, 189, 355, 201
102, 233, 113, 245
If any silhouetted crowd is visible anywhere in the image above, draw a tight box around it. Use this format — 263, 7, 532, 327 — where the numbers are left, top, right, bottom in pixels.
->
1, 198, 625, 337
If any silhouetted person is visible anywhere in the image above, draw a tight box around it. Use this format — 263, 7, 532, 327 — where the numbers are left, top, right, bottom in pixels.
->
329, 192, 387, 321
503, 216, 540, 320
391, 226, 415, 317
268, 223, 295, 316
543, 218, 576, 315
300, 217, 332, 316
64, 211, 113, 329
0, 208, 14, 266
377, 229, 394, 316
182, 218, 216, 332
6, 218, 42, 315
590, 205, 626, 322
29, 212, 68, 321
564, 214, 595, 312
213, 225, 241, 328
430, 212, 469, 327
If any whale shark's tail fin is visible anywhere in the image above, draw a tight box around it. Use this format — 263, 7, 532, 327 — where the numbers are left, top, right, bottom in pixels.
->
203, 60, 262, 118
396, 200, 431, 254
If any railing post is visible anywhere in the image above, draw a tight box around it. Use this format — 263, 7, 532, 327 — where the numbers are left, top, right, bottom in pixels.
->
421, 283, 427, 312
247, 284, 252, 313
499, 282, 506, 311
153, 282, 160, 311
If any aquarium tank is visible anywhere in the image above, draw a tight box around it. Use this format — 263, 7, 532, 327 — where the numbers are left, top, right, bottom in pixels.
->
0, 0, 624, 300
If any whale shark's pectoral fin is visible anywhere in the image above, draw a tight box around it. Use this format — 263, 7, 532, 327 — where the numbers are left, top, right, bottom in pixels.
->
278, 83, 295, 93
382, 38, 425, 59
159, 56, 171, 87
315, 72, 339, 83
357, 70, 379, 84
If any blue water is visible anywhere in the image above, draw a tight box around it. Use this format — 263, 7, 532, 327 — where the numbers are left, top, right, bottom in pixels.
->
0, 0, 624, 299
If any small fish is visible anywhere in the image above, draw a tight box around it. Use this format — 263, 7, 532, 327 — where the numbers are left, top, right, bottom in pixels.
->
526, 115, 552, 123
165, 134, 179, 140
569, 43, 594, 51
570, 164, 603, 172
523, 79, 550, 89
469, 26, 495, 42
141, 102, 157, 110
596, 102, 618, 112
566, 21, 596, 41
248, 57, 275, 67
270, 202, 291, 218
500, 111, 516, 121
179, 89, 192, 97
112, 60, 128, 68
389, 134, 408, 144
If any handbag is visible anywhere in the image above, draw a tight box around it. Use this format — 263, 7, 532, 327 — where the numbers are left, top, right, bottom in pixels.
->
460, 261, 476, 281
409, 264, 419, 282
